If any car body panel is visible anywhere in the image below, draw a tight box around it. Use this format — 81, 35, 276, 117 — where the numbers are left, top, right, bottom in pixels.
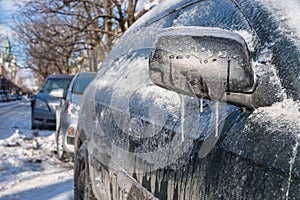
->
76, 0, 300, 199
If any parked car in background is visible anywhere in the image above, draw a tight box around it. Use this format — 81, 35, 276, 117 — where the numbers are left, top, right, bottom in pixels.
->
10, 93, 23, 101
31, 74, 74, 129
0, 90, 23, 102
7, 93, 16, 101
74, 0, 300, 199
0, 90, 9, 102
56, 72, 96, 161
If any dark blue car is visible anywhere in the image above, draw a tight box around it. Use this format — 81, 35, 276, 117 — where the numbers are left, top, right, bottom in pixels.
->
31, 74, 74, 129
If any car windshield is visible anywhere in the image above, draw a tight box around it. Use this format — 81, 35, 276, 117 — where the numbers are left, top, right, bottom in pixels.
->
41, 78, 71, 93
72, 74, 95, 94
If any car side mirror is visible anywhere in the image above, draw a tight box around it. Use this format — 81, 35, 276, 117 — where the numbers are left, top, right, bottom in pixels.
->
149, 27, 261, 108
49, 88, 64, 98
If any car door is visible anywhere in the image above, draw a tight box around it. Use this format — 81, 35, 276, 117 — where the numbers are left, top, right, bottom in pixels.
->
88, 0, 278, 199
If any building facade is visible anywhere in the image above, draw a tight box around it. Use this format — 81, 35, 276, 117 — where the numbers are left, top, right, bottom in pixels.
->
0, 37, 17, 92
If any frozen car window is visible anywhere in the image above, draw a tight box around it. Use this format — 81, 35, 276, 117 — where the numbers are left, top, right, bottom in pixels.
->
173, 0, 250, 31
98, 10, 176, 79
172, 0, 258, 52
41, 78, 71, 93
102, 12, 179, 67
72, 74, 95, 94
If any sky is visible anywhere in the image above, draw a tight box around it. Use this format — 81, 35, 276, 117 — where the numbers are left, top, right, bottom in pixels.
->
0, 0, 151, 43
0, 0, 37, 90
0, 0, 18, 38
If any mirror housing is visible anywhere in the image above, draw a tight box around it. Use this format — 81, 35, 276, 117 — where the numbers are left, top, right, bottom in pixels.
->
149, 27, 258, 108
49, 88, 64, 98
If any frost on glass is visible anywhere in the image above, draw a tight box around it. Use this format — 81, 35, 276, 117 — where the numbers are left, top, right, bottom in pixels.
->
172, 0, 259, 52
105, 11, 178, 65
173, 0, 249, 30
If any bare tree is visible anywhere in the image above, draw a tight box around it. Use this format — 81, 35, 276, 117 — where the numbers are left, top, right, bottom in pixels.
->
14, 0, 144, 80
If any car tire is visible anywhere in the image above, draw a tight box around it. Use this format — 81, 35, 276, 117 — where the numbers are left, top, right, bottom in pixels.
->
74, 142, 94, 200
57, 130, 66, 161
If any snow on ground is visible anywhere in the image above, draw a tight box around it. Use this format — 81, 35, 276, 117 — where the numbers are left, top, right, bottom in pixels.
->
0, 101, 74, 200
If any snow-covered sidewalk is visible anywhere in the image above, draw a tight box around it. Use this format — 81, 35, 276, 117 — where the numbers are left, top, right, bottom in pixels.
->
0, 101, 74, 200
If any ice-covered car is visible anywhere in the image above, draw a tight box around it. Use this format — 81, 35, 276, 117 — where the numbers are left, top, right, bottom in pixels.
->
31, 74, 74, 129
56, 72, 96, 161
74, 0, 300, 199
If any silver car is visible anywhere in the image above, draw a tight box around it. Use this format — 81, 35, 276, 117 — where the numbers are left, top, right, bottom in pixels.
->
56, 72, 95, 161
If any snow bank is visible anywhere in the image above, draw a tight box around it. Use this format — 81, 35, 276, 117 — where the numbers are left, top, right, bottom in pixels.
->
0, 102, 74, 200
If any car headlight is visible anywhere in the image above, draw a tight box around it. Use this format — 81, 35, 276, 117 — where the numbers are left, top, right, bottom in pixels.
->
35, 99, 49, 110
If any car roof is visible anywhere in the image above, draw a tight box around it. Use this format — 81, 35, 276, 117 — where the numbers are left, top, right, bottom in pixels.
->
46, 74, 74, 79
75, 72, 96, 76
132, 0, 193, 28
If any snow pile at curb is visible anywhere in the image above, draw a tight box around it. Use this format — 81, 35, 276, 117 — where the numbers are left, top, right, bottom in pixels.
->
0, 129, 74, 200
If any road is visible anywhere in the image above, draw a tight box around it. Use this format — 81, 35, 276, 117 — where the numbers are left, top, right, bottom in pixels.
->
0, 101, 31, 140
0, 100, 74, 200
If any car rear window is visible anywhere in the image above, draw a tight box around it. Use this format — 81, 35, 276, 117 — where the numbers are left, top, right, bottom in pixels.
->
72, 74, 95, 94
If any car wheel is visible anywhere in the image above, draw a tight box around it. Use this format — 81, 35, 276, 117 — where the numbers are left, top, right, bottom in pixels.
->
57, 130, 66, 161
74, 142, 94, 200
